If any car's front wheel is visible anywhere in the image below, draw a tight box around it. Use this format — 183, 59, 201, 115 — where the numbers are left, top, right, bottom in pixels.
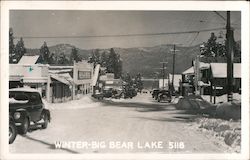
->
41, 113, 49, 129
9, 121, 17, 144
18, 117, 29, 134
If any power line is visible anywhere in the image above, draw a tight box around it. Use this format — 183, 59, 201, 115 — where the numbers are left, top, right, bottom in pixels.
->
213, 11, 227, 22
13, 27, 237, 39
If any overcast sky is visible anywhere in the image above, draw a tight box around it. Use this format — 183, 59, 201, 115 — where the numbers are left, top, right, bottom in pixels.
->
10, 11, 241, 49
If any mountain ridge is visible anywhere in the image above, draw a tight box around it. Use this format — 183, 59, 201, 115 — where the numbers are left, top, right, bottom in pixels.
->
26, 43, 200, 78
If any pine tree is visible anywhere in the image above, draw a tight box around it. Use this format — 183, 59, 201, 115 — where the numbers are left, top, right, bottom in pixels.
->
15, 37, 26, 63
201, 32, 226, 58
100, 52, 107, 67
88, 49, 100, 67
9, 28, 15, 63
70, 47, 81, 64
48, 52, 56, 64
58, 52, 68, 64
107, 48, 117, 75
135, 73, 143, 92
40, 41, 50, 64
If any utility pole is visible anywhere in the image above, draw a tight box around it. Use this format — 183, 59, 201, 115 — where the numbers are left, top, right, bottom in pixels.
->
170, 44, 179, 93
159, 62, 168, 89
226, 11, 234, 102
195, 54, 200, 95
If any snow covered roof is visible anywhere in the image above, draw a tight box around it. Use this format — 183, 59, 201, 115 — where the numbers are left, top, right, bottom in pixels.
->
210, 63, 241, 78
9, 87, 40, 93
182, 67, 194, 75
49, 66, 73, 69
49, 69, 73, 74
193, 61, 210, 69
51, 73, 73, 85
18, 55, 40, 65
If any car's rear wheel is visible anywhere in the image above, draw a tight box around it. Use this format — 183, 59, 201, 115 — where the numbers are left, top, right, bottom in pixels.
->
19, 117, 29, 134
9, 121, 17, 144
41, 113, 49, 129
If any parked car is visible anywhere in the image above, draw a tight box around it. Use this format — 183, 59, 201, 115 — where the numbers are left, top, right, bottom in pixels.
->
9, 88, 51, 136
157, 90, 172, 103
103, 88, 113, 98
92, 90, 104, 100
152, 89, 160, 99
9, 115, 17, 144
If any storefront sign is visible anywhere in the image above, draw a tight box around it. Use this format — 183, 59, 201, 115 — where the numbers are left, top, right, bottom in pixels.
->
78, 71, 91, 80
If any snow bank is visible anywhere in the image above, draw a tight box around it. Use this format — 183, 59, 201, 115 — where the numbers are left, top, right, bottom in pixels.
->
216, 102, 241, 120
175, 95, 204, 110
195, 118, 241, 152
43, 95, 101, 110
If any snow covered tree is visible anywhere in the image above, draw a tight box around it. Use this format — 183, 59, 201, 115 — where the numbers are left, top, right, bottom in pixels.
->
107, 48, 122, 78
9, 28, 15, 63
15, 37, 26, 63
100, 52, 107, 67
70, 47, 81, 64
135, 73, 143, 93
39, 41, 50, 64
88, 49, 100, 67
200, 32, 241, 62
48, 52, 56, 64
57, 52, 69, 64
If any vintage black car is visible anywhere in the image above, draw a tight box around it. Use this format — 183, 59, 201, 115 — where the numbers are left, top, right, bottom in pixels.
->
9, 115, 17, 144
9, 88, 51, 138
157, 90, 172, 103
152, 89, 160, 99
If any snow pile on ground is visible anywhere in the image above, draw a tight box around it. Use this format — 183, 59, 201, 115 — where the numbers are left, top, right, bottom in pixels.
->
216, 102, 241, 120
176, 94, 241, 120
194, 118, 241, 152
43, 95, 101, 110
175, 95, 204, 110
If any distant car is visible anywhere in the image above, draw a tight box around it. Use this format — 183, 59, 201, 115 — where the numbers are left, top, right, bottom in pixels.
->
157, 90, 172, 103
9, 115, 17, 144
152, 89, 160, 99
141, 89, 148, 94
103, 88, 113, 98
9, 88, 51, 137
92, 91, 104, 100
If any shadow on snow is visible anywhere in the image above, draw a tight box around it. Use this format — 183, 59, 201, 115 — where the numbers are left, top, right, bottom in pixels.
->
21, 135, 79, 154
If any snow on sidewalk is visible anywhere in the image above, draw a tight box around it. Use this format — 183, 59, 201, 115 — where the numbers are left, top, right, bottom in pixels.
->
42, 95, 101, 110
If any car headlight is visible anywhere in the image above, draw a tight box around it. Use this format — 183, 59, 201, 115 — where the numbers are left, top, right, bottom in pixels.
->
14, 112, 21, 120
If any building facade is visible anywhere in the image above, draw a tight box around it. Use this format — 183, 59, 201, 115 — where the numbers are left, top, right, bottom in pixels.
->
9, 55, 94, 103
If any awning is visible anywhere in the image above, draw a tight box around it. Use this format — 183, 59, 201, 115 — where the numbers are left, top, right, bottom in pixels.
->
9, 75, 23, 81
51, 73, 73, 85
22, 77, 47, 83
49, 69, 73, 74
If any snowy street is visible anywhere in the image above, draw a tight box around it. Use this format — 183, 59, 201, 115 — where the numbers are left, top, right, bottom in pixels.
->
10, 93, 226, 153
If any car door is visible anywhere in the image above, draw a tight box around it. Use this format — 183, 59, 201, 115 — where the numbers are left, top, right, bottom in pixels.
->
28, 92, 43, 122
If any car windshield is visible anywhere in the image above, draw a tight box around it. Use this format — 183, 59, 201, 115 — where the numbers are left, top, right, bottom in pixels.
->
9, 91, 41, 104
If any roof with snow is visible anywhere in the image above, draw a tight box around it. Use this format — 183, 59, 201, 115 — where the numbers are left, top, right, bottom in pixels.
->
18, 55, 40, 65
51, 73, 73, 85
182, 67, 194, 75
9, 87, 40, 93
210, 63, 241, 78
